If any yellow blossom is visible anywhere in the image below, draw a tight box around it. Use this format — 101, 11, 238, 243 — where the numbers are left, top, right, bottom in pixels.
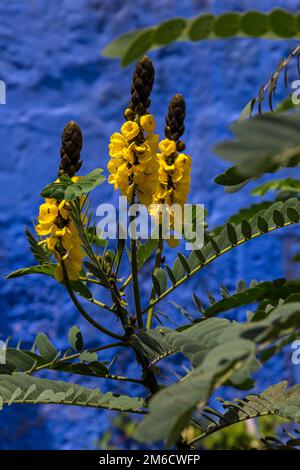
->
109, 133, 127, 157
58, 200, 69, 220
121, 121, 140, 141
35, 182, 85, 282
108, 117, 159, 206
140, 114, 156, 133
54, 246, 85, 282
159, 138, 176, 156
38, 202, 58, 226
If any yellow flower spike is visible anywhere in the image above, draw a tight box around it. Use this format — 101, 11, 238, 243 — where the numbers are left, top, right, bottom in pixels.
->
121, 121, 140, 141
51, 225, 67, 237
58, 200, 69, 220
38, 202, 58, 225
35, 223, 53, 236
109, 133, 127, 157
145, 133, 159, 154
159, 138, 176, 157
140, 114, 156, 133
46, 236, 58, 250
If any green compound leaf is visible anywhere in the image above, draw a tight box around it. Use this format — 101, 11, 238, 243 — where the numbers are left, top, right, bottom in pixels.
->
40, 169, 105, 201
25, 227, 51, 264
135, 338, 255, 445
186, 382, 300, 445
137, 238, 158, 270
102, 10, 300, 66
154, 18, 186, 45
68, 326, 84, 352
134, 302, 300, 444
121, 28, 155, 67
0, 373, 145, 413
214, 111, 300, 188
213, 12, 240, 37
5, 264, 56, 280
269, 8, 297, 38
203, 278, 300, 317
240, 11, 269, 36
189, 14, 215, 41
143, 198, 300, 314
252, 178, 300, 196
35, 333, 58, 363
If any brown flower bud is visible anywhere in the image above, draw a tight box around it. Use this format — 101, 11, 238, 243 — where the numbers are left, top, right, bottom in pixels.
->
128, 56, 155, 115
165, 94, 186, 143
58, 121, 83, 177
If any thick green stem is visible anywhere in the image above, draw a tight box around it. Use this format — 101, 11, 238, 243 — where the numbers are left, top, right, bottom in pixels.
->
130, 193, 143, 328
146, 228, 163, 329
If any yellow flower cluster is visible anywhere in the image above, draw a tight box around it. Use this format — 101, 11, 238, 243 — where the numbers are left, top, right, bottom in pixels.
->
108, 114, 159, 206
151, 138, 191, 247
35, 178, 85, 282
153, 138, 191, 208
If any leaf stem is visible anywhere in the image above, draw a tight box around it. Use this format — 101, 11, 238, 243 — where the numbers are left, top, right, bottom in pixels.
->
120, 274, 132, 291
61, 258, 125, 341
30, 341, 127, 373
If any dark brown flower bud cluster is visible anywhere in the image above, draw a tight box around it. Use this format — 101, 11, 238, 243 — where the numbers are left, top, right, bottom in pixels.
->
165, 94, 186, 151
127, 55, 155, 116
58, 121, 83, 177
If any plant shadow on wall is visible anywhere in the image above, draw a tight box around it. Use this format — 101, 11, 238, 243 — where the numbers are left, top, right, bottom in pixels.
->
4, 8, 300, 450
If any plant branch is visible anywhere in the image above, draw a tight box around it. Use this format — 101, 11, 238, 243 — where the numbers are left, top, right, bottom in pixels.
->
146, 227, 163, 329
61, 258, 125, 341
71, 199, 130, 332
29, 341, 127, 373
130, 193, 143, 328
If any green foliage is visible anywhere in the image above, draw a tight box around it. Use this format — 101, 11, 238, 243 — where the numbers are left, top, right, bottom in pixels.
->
145, 198, 300, 313
5, 264, 56, 279
0, 333, 114, 379
191, 382, 300, 445
102, 9, 300, 65
136, 238, 158, 270
68, 326, 84, 352
6, 38, 300, 451
40, 169, 105, 201
215, 111, 300, 188
135, 301, 300, 444
25, 227, 51, 264
202, 278, 300, 317
252, 178, 300, 196
0, 373, 145, 413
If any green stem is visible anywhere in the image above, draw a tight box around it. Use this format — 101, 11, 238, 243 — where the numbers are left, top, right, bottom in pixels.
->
79, 276, 103, 286
61, 258, 125, 341
120, 274, 132, 291
30, 342, 126, 373
146, 228, 163, 329
130, 193, 143, 328
88, 297, 113, 313
71, 199, 129, 326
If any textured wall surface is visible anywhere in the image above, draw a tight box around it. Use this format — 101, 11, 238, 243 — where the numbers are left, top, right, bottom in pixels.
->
1, 0, 300, 449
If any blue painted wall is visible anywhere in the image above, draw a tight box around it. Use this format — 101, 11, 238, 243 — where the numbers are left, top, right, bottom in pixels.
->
1, 0, 300, 449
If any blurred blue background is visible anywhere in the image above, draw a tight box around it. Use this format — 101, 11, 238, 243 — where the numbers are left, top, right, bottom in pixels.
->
1, 0, 300, 449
